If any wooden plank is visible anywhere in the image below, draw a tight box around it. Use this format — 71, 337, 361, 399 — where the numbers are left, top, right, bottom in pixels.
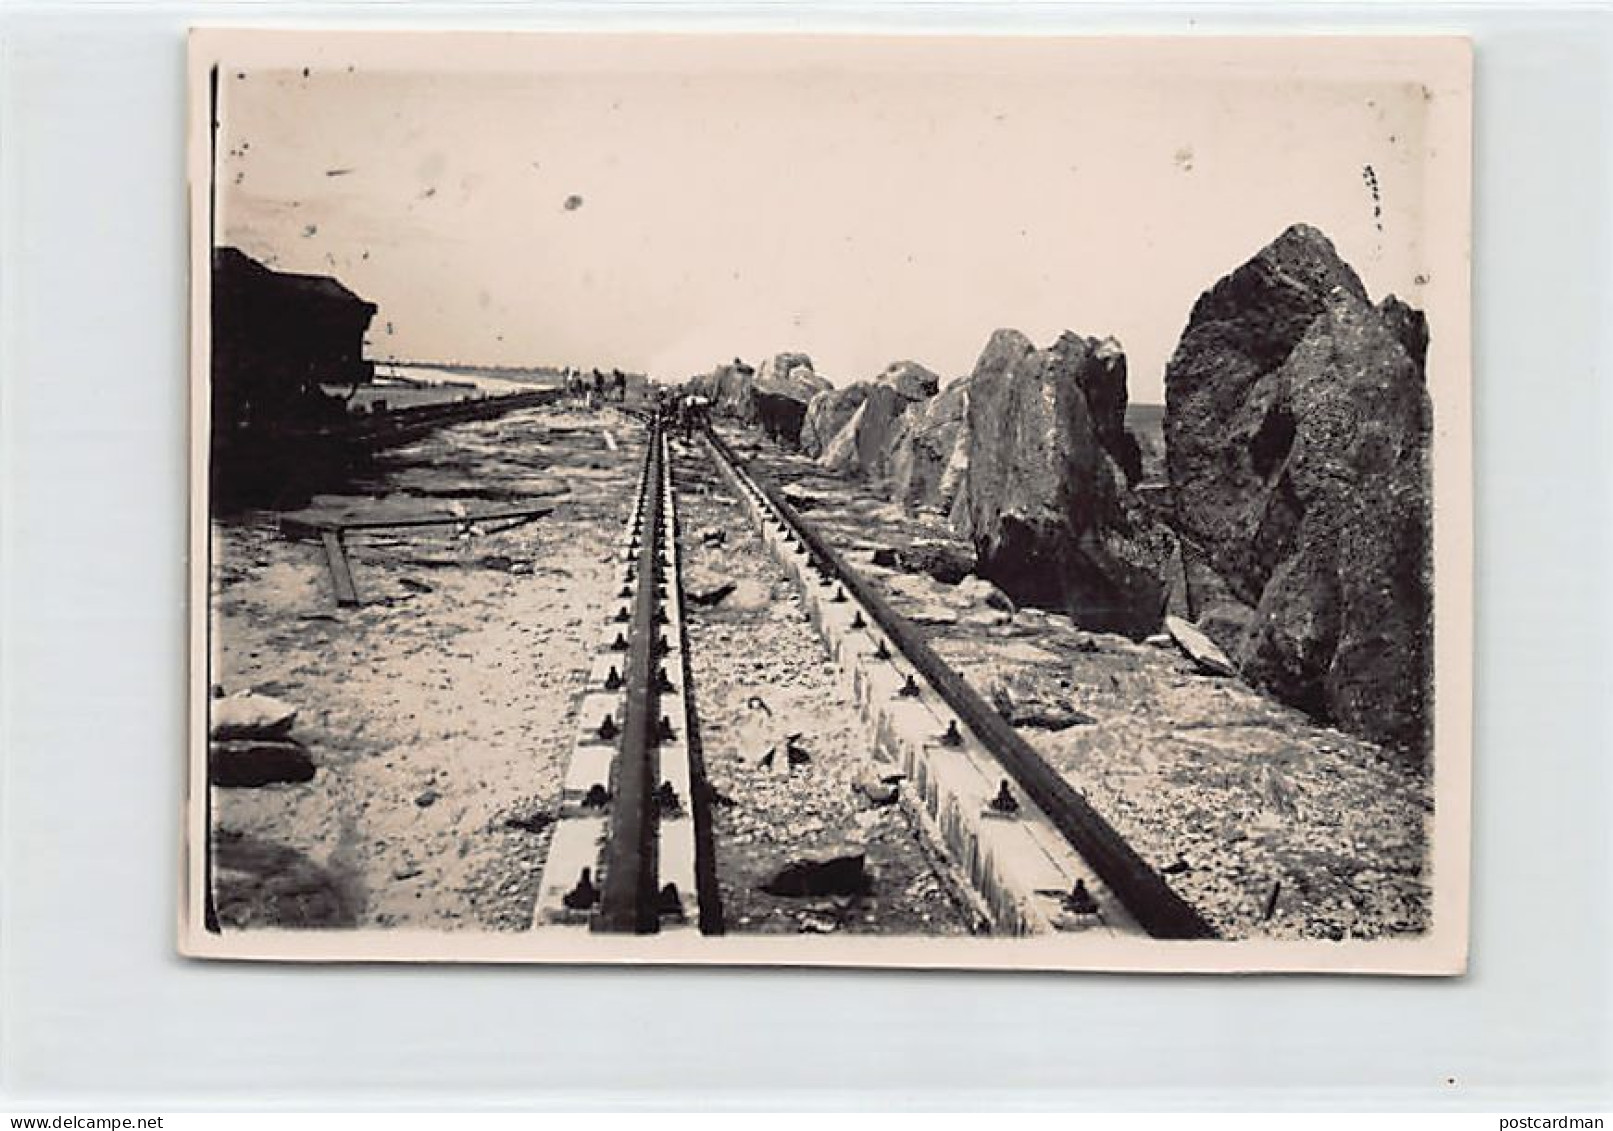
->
342, 504, 553, 531
320, 529, 360, 607
281, 504, 554, 537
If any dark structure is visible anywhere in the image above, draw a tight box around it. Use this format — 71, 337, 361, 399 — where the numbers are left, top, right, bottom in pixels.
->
207, 248, 564, 511
209, 248, 380, 508
211, 247, 377, 437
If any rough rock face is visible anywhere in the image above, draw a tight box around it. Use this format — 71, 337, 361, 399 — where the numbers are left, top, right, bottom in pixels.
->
696, 358, 758, 419
874, 359, 941, 402
963, 328, 1173, 636
755, 352, 813, 389
751, 353, 831, 446
800, 383, 870, 457
883, 376, 971, 512
1066, 335, 1144, 484
1195, 600, 1258, 659
1163, 224, 1432, 755
819, 384, 911, 478
1165, 225, 1373, 586
942, 427, 973, 533
806, 359, 940, 466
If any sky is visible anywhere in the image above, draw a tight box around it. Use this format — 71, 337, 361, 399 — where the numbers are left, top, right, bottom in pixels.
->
215, 36, 1451, 403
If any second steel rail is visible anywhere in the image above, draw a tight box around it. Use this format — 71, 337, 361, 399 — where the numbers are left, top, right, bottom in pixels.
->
704, 427, 1217, 941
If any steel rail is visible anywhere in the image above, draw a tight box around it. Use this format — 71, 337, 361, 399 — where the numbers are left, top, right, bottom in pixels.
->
593, 416, 666, 933
659, 432, 726, 935
704, 427, 1217, 941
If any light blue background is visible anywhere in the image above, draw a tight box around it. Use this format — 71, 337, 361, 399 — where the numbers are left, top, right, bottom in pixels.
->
2, 0, 1609, 1111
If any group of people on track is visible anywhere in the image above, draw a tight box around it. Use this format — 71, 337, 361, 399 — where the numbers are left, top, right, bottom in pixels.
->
563, 367, 628, 407
642, 386, 712, 442
671, 392, 711, 441
562, 365, 712, 442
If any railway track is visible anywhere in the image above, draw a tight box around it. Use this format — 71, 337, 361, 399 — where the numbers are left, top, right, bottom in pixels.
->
212, 387, 567, 511
703, 429, 1217, 940
528, 408, 1214, 941
533, 412, 720, 934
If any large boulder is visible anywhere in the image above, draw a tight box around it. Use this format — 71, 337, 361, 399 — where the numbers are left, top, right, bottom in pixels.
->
883, 376, 971, 512
755, 352, 815, 393
962, 329, 1174, 636
819, 383, 911, 478
1162, 224, 1432, 756
873, 359, 941, 402
800, 383, 870, 457
1165, 223, 1371, 588
751, 354, 831, 446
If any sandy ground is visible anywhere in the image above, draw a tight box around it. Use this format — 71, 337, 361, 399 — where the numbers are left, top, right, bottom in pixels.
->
208, 403, 1428, 944
208, 403, 644, 930
723, 427, 1433, 942
672, 443, 972, 936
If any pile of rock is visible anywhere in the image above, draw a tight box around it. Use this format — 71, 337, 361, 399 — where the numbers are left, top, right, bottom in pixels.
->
753, 353, 831, 446
820, 383, 919, 477
1163, 223, 1432, 755
803, 359, 942, 474
689, 357, 756, 417
799, 335, 1161, 635
750, 224, 1432, 758
209, 690, 316, 787
695, 353, 831, 448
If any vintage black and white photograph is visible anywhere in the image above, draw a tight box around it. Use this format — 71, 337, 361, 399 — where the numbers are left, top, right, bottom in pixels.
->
185, 31, 1471, 970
